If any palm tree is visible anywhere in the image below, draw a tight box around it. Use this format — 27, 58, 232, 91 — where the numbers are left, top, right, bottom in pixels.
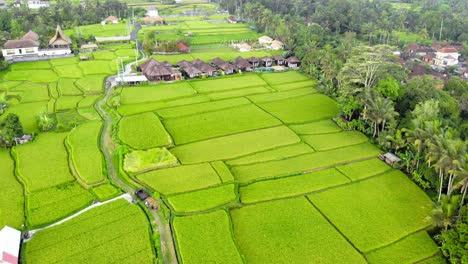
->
362, 90, 398, 137
452, 164, 468, 208
428, 195, 461, 231
37, 111, 55, 132
427, 132, 450, 201
445, 140, 466, 196
408, 120, 440, 170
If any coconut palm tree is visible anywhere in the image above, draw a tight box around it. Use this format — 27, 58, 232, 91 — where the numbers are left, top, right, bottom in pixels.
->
445, 140, 467, 196
362, 90, 398, 137
427, 132, 451, 201
428, 195, 461, 231
452, 164, 468, 208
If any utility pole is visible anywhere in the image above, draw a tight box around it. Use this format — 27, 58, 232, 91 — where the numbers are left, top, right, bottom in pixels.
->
116, 56, 129, 84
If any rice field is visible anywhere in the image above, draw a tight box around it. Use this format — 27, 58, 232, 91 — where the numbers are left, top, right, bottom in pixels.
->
118, 112, 172, 149
0, 150, 24, 229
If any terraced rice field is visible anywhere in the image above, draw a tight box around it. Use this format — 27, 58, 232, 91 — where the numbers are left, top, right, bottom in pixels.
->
1, 54, 438, 263
121, 71, 438, 263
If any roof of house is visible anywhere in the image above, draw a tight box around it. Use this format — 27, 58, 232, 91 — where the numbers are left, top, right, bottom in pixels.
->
211, 57, 227, 67
105, 15, 119, 22
0, 226, 21, 264
4, 39, 39, 49
444, 55, 456, 60
191, 59, 217, 73
177, 42, 190, 52
272, 55, 284, 60
49, 25, 72, 46
437, 47, 458, 53
285, 56, 301, 63
144, 15, 164, 22
182, 65, 202, 75
234, 57, 252, 68
423, 52, 436, 59
140, 59, 172, 77
259, 35, 273, 42
21, 30, 39, 41
218, 62, 237, 71
80, 43, 98, 49
271, 40, 283, 47
261, 56, 274, 62
228, 15, 236, 21
135, 189, 149, 200
238, 43, 252, 50
406, 42, 419, 50
176, 60, 192, 67
247, 57, 260, 63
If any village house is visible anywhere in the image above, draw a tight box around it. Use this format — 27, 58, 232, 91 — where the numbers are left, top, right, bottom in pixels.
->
258, 35, 273, 46
285, 56, 301, 68
144, 7, 164, 25
13, 134, 33, 145
0, 0, 8, 9
139, 58, 181, 81
102, 16, 119, 24
177, 42, 191, 53
28, 0, 49, 9
2, 25, 72, 61
211, 58, 237, 75
234, 57, 253, 72
272, 55, 285, 66
261, 56, 274, 67
248, 57, 260, 67
270, 40, 284, 50
238, 43, 252, 52
433, 46, 460, 67
192, 59, 218, 77
0, 226, 21, 264
80, 43, 98, 52
146, 7, 159, 18
227, 15, 238, 24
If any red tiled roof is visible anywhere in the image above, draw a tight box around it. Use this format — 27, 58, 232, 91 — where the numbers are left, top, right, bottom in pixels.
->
21, 30, 39, 41
177, 42, 190, 52
438, 47, 458, 53
4, 39, 39, 49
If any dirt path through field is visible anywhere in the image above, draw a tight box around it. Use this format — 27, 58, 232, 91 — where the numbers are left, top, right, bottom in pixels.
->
96, 75, 178, 264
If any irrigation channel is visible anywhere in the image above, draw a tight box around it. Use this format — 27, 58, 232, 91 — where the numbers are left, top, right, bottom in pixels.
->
96, 61, 179, 264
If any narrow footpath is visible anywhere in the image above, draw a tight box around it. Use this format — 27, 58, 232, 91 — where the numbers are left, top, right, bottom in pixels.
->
97, 67, 178, 264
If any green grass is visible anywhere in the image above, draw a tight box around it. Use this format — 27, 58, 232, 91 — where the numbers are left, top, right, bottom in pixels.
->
171, 126, 301, 164
240, 168, 350, 204
393, 30, 432, 45
231, 197, 366, 263
0, 80, 21, 90
118, 112, 172, 149
48, 82, 59, 98
226, 143, 314, 166
0, 150, 24, 229
79, 61, 114, 75
258, 94, 339, 124
190, 75, 267, 93
78, 94, 100, 108
54, 64, 84, 78
75, 75, 106, 93
93, 51, 117, 60
50, 57, 79, 66
271, 80, 318, 91
67, 121, 105, 184
65, 23, 130, 38
117, 96, 209, 116
163, 104, 281, 144
9, 82, 50, 103
4, 69, 59, 82
156, 97, 250, 119
308, 170, 433, 252
57, 78, 83, 96
289, 119, 342, 134
55, 95, 84, 111
1, 101, 47, 132
211, 161, 234, 183
260, 71, 310, 84
173, 210, 243, 264
24, 199, 154, 263
123, 148, 178, 173
206, 86, 271, 100
91, 184, 121, 201
417, 255, 447, 264
247, 87, 316, 103
136, 163, 221, 195
232, 142, 382, 184
27, 182, 94, 228
302, 131, 369, 150
120, 82, 195, 105
13, 132, 75, 192
167, 184, 237, 213
336, 158, 392, 181
77, 107, 101, 120
55, 109, 89, 131
10, 60, 51, 70
365, 231, 439, 264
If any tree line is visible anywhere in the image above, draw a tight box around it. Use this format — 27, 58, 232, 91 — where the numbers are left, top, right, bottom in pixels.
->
225, 0, 468, 261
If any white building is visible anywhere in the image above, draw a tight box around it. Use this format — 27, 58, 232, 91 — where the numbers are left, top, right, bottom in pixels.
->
0, 226, 21, 264
2, 25, 72, 61
146, 7, 159, 18
258, 35, 273, 45
27, 0, 50, 9
433, 47, 459, 67
270, 40, 284, 50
